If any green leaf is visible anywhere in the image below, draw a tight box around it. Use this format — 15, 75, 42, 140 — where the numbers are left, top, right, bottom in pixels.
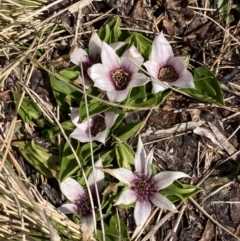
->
108, 215, 129, 240
115, 139, 135, 169
181, 67, 225, 106
80, 142, 101, 162
217, 0, 228, 14
107, 107, 126, 115
154, 89, 172, 105
50, 74, 76, 95
98, 148, 116, 164
13, 92, 42, 123
49, 73, 82, 110
126, 87, 157, 108
160, 180, 203, 202
99, 24, 111, 42
115, 121, 143, 142
111, 114, 126, 130
126, 33, 152, 59
128, 95, 156, 107
139, 85, 147, 100
79, 87, 111, 121
12, 140, 59, 178
217, 0, 234, 23
81, 103, 111, 122
97, 215, 130, 241
185, 56, 190, 68
59, 139, 82, 181
41, 120, 75, 142
98, 17, 121, 43
59, 67, 80, 80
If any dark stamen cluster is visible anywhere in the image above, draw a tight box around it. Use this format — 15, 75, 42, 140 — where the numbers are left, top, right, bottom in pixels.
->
91, 116, 106, 136
158, 66, 178, 82
111, 68, 129, 90
75, 193, 92, 216
132, 174, 155, 202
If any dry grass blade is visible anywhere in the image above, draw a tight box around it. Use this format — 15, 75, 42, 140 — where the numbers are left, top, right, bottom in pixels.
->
0, 0, 97, 240
190, 197, 240, 240
0, 165, 82, 240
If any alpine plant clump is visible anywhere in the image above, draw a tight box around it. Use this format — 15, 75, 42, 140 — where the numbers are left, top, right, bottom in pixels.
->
103, 137, 190, 238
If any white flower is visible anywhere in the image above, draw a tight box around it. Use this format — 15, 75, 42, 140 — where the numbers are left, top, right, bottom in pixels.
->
104, 137, 190, 239
88, 43, 149, 102
71, 31, 126, 88
70, 108, 118, 144
144, 32, 194, 93
58, 159, 104, 241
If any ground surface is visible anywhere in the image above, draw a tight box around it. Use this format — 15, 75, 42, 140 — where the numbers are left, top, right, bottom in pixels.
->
1, 0, 240, 240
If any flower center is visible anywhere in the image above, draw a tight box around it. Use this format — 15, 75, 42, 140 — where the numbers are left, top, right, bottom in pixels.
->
91, 116, 106, 136
111, 68, 129, 90
158, 66, 178, 82
75, 193, 92, 216
132, 174, 155, 202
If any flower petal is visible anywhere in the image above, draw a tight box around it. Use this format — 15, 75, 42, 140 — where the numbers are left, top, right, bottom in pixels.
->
103, 168, 135, 186
106, 89, 129, 102
88, 64, 115, 91
104, 112, 119, 129
70, 107, 80, 126
134, 138, 153, 178
60, 177, 84, 202
132, 200, 151, 238
115, 189, 137, 206
135, 137, 147, 173
172, 70, 195, 89
81, 214, 95, 241
110, 41, 127, 51
101, 42, 121, 71
70, 47, 90, 66
88, 159, 105, 194
75, 116, 94, 131
149, 192, 176, 211
122, 45, 142, 59
152, 81, 169, 93
143, 60, 160, 79
145, 149, 154, 178
70, 124, 91, 143
93, 129, 108, 144
134, 200, 152, 226
82, 75, 93, 88
121, 45, 143, 74
131, 225, 143, 240
89, 31, 102, 60
58, 203, 77, 214
151, 32, 174, 63
127, 73, 149, 88
152, 171, 190, 190
167, 56, 186, 74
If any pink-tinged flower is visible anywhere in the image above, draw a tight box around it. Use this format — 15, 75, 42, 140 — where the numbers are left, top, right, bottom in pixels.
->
58, 159, 104, 241
71, 31, 126, 88
70, 31, 102, 87
70, 108, 118, 144
104, 137, 189, 238
143, 32, 194, 93
71, 31, 102, 66
87, 43, 149, 102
